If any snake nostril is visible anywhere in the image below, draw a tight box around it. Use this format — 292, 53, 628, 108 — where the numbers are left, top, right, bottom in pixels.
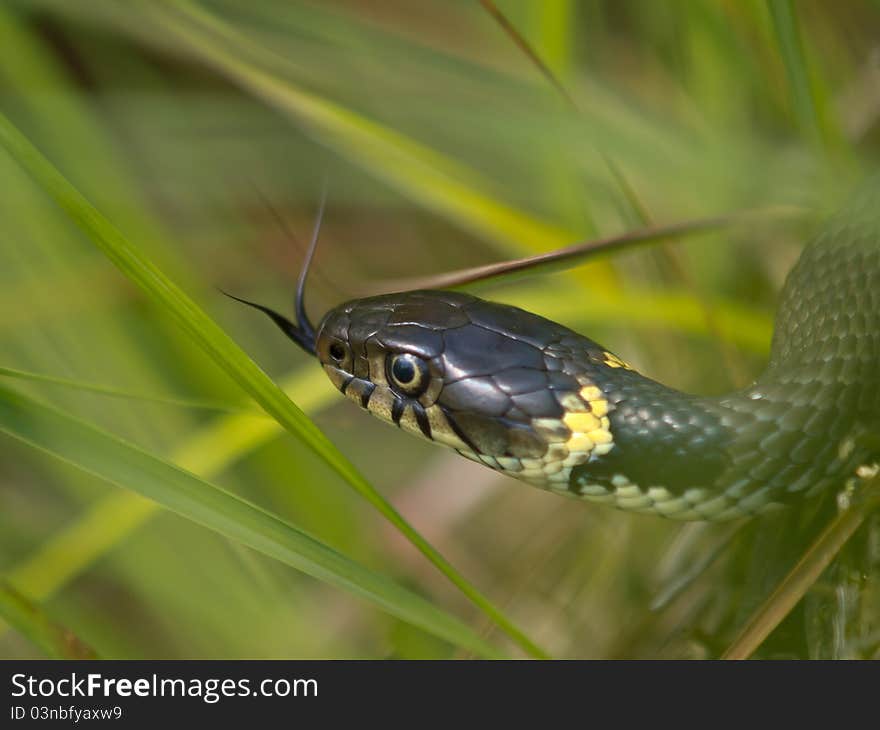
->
329, 342, 346, 362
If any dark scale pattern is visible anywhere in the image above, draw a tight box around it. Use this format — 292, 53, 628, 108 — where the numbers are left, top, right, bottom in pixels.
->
701, 184, 880, 508
534, 331, 733, 495
312, 181, 880, 518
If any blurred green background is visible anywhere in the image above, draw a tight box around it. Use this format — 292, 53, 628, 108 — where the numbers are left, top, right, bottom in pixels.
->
1, 0, 878, 659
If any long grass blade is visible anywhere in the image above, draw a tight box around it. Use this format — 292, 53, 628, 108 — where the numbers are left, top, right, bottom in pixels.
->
479, 0, 576, 109
767, 0, 827, 151
0, 365, 252, 413
371, 210, 790, 292
478, 0, 651, 227
722, 475, 880, 659
0, 581, 98, 659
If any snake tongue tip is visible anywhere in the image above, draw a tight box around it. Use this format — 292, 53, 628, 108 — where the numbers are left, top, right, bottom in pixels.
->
222, 289, 317, 357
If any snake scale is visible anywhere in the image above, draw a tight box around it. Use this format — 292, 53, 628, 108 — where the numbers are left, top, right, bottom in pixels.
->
233, 180, 880, 521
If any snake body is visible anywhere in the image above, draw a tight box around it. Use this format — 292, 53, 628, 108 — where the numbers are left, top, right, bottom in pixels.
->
242, 183, 880, 520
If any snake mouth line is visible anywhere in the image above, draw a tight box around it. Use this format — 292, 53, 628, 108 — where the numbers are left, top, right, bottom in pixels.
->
335, 370, 440, 443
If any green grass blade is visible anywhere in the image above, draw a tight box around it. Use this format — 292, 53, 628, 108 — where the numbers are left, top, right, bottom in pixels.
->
0, 383, 503, 658
0, 580, 98, 659
723, 475, 880, 660
0, 364, 251, 413
371, 213, 746, 291
0, 110, 546, 658
766, 0, 825, 151
479, 0, 650, 228
1, 366, 332, 614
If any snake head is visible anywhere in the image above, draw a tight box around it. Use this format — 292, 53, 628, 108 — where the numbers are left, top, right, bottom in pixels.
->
314, 290, 616, 486
226, 194, 609, 483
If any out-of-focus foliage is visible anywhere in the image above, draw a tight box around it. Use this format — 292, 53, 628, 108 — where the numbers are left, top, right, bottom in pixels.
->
1, 0, 878, 658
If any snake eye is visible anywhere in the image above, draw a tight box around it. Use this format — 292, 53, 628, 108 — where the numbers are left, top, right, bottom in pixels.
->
388, 353, 429, 396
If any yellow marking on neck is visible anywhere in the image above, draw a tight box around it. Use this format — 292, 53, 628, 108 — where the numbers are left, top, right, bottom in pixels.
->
563, 412, 600, 434
603, 351, 634, 370
590, 399, 608, 418
566, 433, 595, 452
588, 428, 612, 445
561, 388, 615, 460
579, 385, 609, 418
